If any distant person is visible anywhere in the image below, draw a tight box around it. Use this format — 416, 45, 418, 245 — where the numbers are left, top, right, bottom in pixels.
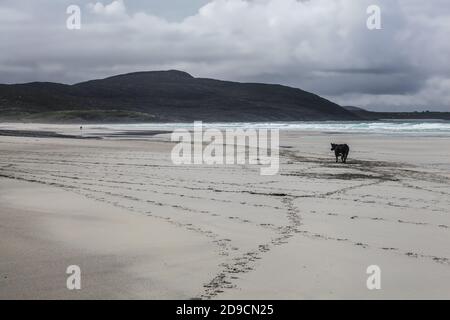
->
331, 143, 349, 163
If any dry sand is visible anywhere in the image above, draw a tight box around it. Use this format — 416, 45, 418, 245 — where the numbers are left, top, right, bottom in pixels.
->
0, 124, 449, 299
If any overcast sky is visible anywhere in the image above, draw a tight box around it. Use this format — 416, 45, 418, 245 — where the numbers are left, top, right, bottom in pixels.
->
1, 0, 449, 111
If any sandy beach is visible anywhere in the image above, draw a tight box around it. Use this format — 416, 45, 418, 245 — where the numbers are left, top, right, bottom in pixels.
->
1, 124, 450, 299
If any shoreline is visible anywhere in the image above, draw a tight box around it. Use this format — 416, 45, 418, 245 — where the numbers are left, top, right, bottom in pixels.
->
2, 121, 450, 140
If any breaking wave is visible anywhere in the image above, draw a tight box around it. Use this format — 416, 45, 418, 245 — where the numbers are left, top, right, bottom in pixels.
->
106, 120, 450, 135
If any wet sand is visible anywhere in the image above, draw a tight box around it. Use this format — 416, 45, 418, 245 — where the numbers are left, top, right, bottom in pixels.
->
1, 125, 449, 299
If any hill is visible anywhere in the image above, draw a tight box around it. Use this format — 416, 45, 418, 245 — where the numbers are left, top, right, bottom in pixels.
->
0, 70, 360, 123
343, 106, 450, 121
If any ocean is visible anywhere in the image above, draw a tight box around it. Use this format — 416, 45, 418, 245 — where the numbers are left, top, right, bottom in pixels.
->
95, 120, 450, 136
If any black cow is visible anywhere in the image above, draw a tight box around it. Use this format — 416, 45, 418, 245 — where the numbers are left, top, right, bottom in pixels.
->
331, 143, 349, 163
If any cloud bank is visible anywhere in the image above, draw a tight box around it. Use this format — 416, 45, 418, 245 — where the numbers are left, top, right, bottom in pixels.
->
0, 0, 449, 111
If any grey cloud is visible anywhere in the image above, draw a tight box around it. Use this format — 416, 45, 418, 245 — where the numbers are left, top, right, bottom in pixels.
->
0, 0, 449, 111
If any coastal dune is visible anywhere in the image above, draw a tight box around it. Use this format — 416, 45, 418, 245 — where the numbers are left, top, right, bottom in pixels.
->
1, 126, 450, 299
